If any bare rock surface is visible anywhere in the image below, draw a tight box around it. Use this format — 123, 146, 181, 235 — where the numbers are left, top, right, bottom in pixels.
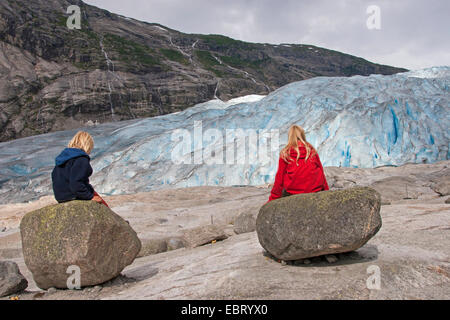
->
325, 161, 450, 202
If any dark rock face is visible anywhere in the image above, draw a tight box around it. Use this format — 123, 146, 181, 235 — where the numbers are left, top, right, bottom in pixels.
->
20, 200, 141, 289
0, 0, 407, 142
0, 260, 28, 297
256, 187, 382, 261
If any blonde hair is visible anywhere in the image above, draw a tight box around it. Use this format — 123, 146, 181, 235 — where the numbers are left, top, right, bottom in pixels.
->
68, 131, 94, 154
280, 125, 315, 164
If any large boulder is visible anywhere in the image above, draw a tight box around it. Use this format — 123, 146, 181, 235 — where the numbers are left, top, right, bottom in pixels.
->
256, 187, 382, 261
20, 201, 141, 289
0, 260, 28, 297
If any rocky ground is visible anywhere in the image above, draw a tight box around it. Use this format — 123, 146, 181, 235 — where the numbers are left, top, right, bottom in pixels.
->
0, 161, 449, 300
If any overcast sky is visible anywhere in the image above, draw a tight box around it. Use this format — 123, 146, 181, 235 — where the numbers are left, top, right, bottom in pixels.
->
84, 0, 449, 70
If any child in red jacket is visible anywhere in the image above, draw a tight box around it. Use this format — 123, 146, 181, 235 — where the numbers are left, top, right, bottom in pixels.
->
268, 125, 329, 202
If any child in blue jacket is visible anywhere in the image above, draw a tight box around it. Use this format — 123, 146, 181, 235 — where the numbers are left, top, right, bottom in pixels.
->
52, 131, 108, 207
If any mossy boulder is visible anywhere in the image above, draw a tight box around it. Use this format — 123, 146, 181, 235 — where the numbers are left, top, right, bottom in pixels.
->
20, 201, 141, 289
256, 187, 382, 261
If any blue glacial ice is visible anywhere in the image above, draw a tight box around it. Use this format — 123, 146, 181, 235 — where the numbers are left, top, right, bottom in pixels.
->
0, 67, 448, 204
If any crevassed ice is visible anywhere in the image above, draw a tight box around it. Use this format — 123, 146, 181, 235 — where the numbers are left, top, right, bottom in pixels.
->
0, 67, 448, 204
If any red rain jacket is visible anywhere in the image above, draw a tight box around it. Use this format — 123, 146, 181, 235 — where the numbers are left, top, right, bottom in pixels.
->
269, 142, 329, 202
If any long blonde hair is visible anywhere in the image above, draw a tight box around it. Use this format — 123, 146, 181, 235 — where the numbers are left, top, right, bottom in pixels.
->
68, 131, 94, 154
280, 125, 315, 164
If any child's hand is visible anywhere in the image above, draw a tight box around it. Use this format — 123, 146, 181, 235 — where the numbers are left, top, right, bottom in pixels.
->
92, 195, 103, 203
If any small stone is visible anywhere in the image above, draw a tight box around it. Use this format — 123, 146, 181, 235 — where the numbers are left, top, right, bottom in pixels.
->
303, 259, 311, 265
47, 287, 57, 294
281, 260, 287, 266
0, 261, 28, 297
1, 227, 6, 232
445, 197, 450, 204
325, 254, 339, 264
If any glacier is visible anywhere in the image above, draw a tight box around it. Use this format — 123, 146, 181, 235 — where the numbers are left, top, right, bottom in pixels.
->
0, 67, 448, 204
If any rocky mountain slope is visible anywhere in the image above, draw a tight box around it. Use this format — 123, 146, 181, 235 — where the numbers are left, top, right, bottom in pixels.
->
0, 0, 407, 142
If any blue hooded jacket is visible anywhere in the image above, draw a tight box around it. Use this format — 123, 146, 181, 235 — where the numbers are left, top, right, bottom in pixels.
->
51, 148, 94, 202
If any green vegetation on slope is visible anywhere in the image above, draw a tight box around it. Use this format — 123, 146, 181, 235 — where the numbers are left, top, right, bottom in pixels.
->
220, 55, 270, 71
159, 48, 190, 65
103, 33, 162, 71
199, 34, 245, 47
194, 50, 225, 77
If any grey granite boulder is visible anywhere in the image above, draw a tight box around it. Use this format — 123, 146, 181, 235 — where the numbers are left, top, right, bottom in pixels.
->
256, 187, 382, 261
0, 260, 28, 297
